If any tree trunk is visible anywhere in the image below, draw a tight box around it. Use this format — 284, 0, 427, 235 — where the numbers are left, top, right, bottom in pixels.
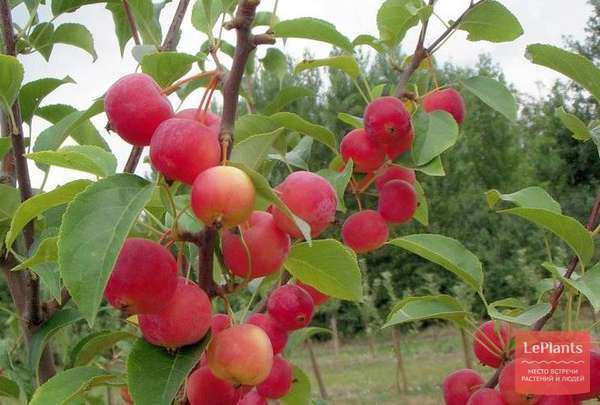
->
329, 315, 340, 356
460, 328, 474, 369
391, 327, 408, 394
306, 339, 328, 400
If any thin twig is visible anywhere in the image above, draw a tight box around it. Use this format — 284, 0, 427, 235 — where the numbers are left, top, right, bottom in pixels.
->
162, 0, 190, 51
122, 0, 141, 46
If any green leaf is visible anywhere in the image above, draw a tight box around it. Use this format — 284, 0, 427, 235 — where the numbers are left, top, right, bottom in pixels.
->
71, 330, 137, 367
285, 239, 362, 301
414, 181, 429, 226
412, 111, 459, 166
59, 174, 154, 325
0, 55, 24, 113
53, 23, 97, 60
458, 0, 523, 43
462, 76, 517, 122
12, 236, 58, 271
128, 337, 209, 405
317, 160, 353, 213
0, 138, 10, 161
273, 136, 313, 170
231, 128, 285, 170
141, 52, 199, 87
128, 0, 163, 47
377, 0, 425, 47
384, 295, 468, 328
337, 113, 363, 129
26, 146, 117, 178
191, 0, 223, 36
593, 127, 600, 159
486, 186, 561, 213
105, 1, 135, 55
352, 34, 386, 53
270, 112, 338, 152
388, 234, 484, 290
5, 180, 91, 249
555, 107, 592, 141
29, 23, 55, 61
499, 208, 594, 265
0, 376, 20, 399
29, 308, 83, 376
30, 366, 115, 405
51, 0, 103, 15
283, 327, 331, 358
19, 76, 75, 125
264, 87, 315, 116
281, 365, 311, 405
235, 114, 279, 144
0, 184, 20, 222
416, 156, 445, 176
32, 262, 63, 303
526, 44, 600, 103
261, 48, 288, 83
272, 18, 353, 52
229, 163, 312, 241
294, 55, 360, 79
488, 302, 551, 326
542, 262, 600, 312
33, 98, 105, 159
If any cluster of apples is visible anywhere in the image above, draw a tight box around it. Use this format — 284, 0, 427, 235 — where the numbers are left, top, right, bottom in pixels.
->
338, 89, 465, 254
104, 236, 328, 404
443, 321, 600, 404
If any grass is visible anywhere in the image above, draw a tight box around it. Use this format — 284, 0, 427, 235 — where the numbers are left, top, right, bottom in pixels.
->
289, 327, 493, 405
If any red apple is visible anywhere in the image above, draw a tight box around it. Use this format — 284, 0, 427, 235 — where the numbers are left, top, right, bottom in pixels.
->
342, 210, 389, 253
423, 88, 466, 124
340, 128, 386, 173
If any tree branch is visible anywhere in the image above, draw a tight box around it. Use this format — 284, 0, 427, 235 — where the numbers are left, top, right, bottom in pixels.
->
121, 0, 191, 173
484, 190, 600, 389
394, 0, 483, 97
532, 191, 600, 331
162, 0, 190, 51
0, 0, 55, 382
195, 0, 269, 298
219, 0, 268, 157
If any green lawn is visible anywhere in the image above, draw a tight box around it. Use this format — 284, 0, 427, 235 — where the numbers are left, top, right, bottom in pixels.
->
290, 327, 494, 405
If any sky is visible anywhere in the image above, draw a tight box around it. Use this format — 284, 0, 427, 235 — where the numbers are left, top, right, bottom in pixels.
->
10, 0, 594, 187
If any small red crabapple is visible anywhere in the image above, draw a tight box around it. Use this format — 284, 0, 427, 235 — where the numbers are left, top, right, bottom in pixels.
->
222, 211, 291, 280
467, 388, 503, 405
340, 128, 386, 173
473, 320, 511, 368
191, 166, 255, 228
105, 73, 173, 146
246, 313, 289, 354
364, 96, 412, 145
443, 369, 484, 405
104, 238, 177, 315
342, 210, 389, 253
377, 180, 418, 224
271, 171, 337, 238
186, 366, 241, 405
384, 126, 414, 160
150, 118, 220, 185
138, 278, 212, 349
296, 280, 329, 305
211, 314, 232, 335
423, 88, 466, 124
256, 355, 294, 399
375, 166, 416, 192
267, 284, 315, 331
237, 390, 268, 405
499, 361, 540, 405
207, 324, 274, 386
